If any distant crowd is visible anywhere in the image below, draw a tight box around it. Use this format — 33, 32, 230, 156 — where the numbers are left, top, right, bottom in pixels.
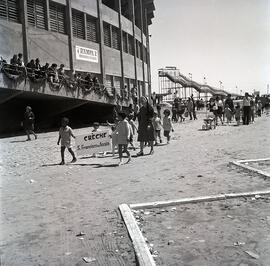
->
208, 93, 264, 126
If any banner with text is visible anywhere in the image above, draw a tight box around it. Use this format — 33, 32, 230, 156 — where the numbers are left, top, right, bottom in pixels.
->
75, 46, 98, 63
76, 130, 111, 156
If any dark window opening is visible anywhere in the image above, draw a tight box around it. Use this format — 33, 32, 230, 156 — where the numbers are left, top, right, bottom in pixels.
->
111, 26, 120, 50
121, 0, 130, 20
122, 31, 128, 53
102, 0, 116, 11
27, 0, 46, 29
0, 0, 20, 23
103, 22, 111, 47
50, 1, 66, 34
86, 15, 98, 43
72, 9, 84, 39
128, 34, 134, 56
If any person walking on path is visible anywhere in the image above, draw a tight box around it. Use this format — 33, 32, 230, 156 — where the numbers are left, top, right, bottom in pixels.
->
57, 117, 77, 165
23, 106, 37, 141
163, 109, 174, 144
116, 112, 131, 165
243, 92, 251, 125
187, 98, 194, 120
215, 96, 224, 125
191, 94, 197, 120
153, 112, 162, 145
137, 96, 155, 156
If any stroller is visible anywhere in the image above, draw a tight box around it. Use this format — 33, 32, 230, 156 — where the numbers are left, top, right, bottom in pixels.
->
202, 102, 216, 130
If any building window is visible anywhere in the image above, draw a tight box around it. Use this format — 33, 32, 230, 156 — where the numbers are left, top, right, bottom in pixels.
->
72, 9, 84, 39
114, 76, 122, 95
136, 40, 142, 60
27, 0, 46, 29
86, 15, 98, 43
111, 26, 120, 50
106, 75, 113, 88
122, 31, 128, 53
49, 1, 66, 34
103, 22, 111, 47
143, 46, 147, 62
0, 0, 20, 23
102, 0, 116, 11
128, 34, 134, 56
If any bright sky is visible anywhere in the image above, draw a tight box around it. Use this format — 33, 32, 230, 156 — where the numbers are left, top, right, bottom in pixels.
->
149, 0, 270, 95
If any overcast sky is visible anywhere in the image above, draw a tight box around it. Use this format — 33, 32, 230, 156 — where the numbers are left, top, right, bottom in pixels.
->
149, 0, 270, 94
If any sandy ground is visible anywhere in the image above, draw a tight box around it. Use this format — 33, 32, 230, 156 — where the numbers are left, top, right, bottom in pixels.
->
137, 197, 270, 266
0, 111, 270, 265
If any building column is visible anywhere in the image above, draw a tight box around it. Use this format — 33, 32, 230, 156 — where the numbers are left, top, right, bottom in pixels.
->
66, 0, 74, 72
145, 9, 152, 98
139, 0, 145, 97
129, 0, 138, 97
97, 0, 106, 85
21, 0, 29, 64
116, 0, 125, 93
45, 0, 51, 31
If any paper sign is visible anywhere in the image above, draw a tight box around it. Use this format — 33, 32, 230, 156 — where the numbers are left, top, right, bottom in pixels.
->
76, 130, 110, 156
75, 45, 98, 63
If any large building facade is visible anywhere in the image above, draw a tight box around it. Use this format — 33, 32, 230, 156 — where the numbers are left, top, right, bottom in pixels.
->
0, 0, 155, 134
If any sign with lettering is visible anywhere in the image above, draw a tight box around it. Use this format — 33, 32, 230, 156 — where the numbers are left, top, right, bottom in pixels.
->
75, 130, 111, 156
75, 45, 98, 63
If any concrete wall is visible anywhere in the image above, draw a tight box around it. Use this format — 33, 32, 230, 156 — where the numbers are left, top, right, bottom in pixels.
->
71, 0, 98, 17
0, 20, 23, 61
134, 26, 141, 40
102, 5, 119, 27
136, 60, 143, 81
104, 46, 121, 76
121, 16, 133, 36
73, 39, 101, 74
28, 28, 70, 68
123, 53, 135, 78
144, 62, 148, 82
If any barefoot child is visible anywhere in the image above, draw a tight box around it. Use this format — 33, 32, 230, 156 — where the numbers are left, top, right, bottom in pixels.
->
224, 104, 232, 124
235, 103, 241, 126
163, 109, 174, 144
153, 112, 162, 145
57, 117, 77, 165
116, 112, 131, 165
128, 114, 137, 150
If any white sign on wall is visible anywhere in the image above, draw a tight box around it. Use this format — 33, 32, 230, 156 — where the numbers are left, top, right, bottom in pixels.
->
75, 45, 98, 63
75, 130, 111, 156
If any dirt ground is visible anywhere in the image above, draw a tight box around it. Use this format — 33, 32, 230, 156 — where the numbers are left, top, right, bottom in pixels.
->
0, 111, 270, 265
136, 197, 270, 266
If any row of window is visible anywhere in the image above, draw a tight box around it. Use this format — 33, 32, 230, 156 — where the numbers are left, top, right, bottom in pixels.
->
106, 75, 137, 92
0, 0, 148, 62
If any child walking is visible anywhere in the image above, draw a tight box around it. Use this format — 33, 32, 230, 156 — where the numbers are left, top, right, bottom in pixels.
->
57, 117, 77, 165
235, 103, 241, 126
128, 114, 137, 151
163, 109, 174, 144
224, 104, 232, 124
116, 112, 131, 165
153, 112, 162, 145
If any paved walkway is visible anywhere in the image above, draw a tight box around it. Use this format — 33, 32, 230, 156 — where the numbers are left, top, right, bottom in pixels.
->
0, 113, 269, 265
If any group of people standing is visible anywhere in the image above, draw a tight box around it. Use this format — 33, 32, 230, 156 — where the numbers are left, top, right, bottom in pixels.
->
172, 94, 198, 122
209, 93, 264, 126
111, 96, 174, 165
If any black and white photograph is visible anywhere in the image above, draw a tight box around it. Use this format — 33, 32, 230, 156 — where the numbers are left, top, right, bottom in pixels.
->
0, 0, 270, 265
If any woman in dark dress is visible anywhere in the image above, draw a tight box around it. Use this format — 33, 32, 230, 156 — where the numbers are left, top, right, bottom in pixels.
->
137, 96, 155, 156
23, 106, 37, 140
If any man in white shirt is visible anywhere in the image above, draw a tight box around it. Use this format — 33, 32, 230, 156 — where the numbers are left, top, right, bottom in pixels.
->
243, 92, 251, 125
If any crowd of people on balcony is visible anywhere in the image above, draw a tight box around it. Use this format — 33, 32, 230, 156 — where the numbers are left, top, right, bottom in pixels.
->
1, 53, 102, 90
1, 53, 139, 101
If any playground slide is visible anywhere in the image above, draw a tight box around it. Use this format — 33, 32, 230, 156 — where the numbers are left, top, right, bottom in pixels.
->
159, 71, 238, 97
